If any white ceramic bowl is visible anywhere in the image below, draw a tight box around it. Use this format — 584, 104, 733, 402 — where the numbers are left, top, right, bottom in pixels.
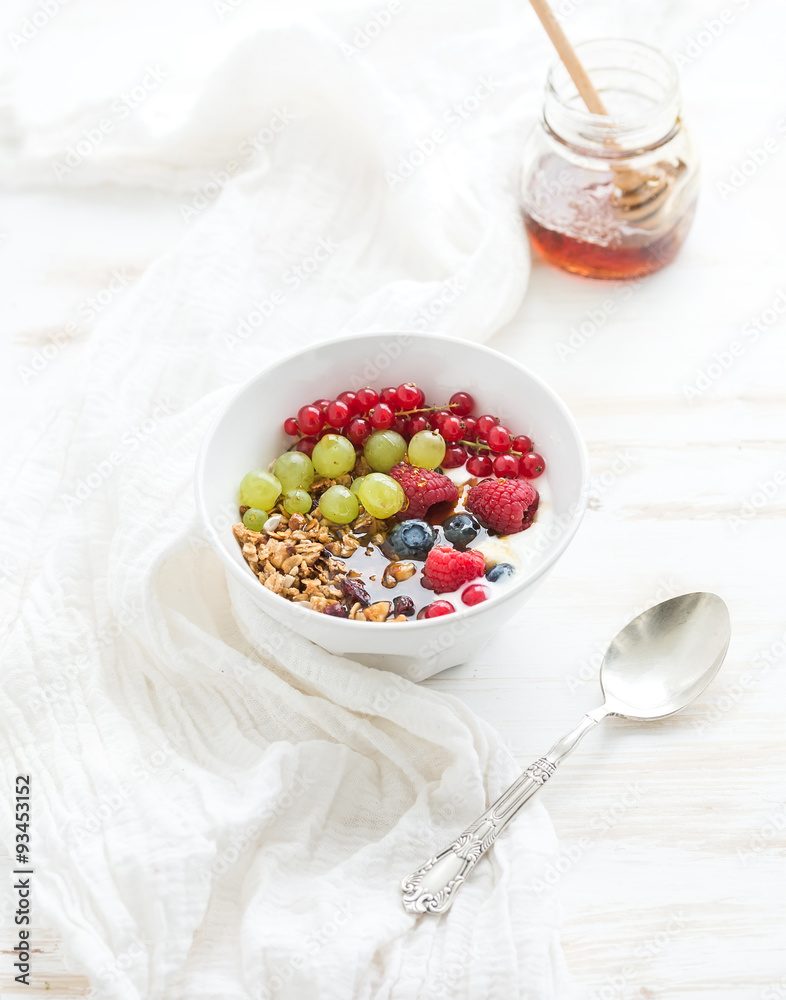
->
195, 332, 589, 679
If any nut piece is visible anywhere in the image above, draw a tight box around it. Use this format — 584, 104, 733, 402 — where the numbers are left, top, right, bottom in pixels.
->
234, 515, 352, 612
325, 535, 360, 558
382, 561, 416, 589
363, 601, 392, 622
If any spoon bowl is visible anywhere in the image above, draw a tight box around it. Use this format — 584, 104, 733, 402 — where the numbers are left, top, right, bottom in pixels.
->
601, 592, 731, 720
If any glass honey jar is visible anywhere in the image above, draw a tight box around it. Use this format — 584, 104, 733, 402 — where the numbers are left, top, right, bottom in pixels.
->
520, 39, 699, 280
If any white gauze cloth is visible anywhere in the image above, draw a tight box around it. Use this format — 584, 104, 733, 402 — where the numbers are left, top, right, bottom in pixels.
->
0, 1, 570, 997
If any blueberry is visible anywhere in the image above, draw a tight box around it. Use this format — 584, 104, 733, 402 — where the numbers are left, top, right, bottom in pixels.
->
385, 520, 437, 561
486, 562, 515, 583
443, 513, 480, 549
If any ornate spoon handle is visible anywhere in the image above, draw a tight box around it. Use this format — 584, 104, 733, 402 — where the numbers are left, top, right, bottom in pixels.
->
401, 712, 602, 915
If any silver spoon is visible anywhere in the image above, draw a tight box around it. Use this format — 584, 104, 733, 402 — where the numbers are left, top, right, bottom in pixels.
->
401, 592, 731, 915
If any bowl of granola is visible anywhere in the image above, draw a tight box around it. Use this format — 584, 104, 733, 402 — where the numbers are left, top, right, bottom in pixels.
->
195, 332, 589, 679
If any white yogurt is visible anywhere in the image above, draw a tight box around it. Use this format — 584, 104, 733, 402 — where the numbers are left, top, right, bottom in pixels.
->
434, 470, 555, 609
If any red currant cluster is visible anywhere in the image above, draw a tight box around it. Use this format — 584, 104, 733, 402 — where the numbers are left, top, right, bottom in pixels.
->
283, 382, 546, 480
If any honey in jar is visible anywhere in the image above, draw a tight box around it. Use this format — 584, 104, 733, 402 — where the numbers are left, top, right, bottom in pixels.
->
521, 40, 699, 280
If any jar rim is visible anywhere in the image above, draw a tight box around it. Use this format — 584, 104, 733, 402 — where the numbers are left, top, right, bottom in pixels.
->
544, 38, 681, 155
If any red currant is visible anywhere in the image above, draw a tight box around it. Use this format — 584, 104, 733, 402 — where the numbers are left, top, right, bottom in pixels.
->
420, 600, 455, 619
318, 427, 340, 440
512, 435, 533, 454
519, 453, 546, 478
312, 398, 331, 411
440, 416, 463, 443
407, 415, 429, 436
461, 584, 489, 606
355, 386, 379, 412
380, 387, 399, 407
466, 454, 493, 477
295, 436, 317, 457
431, 410, 451, 428
297, 404, 324, 435
462, 416, 478, 442
414, 386, 426, 407
487, 425, 513, 453
449, 391, 474, 417
370, 403, 395, 430
392, 416, 408, 437
493, 453, 519, 478
283, 416, 299, 436
325, 399, 351, 427
347, 417, 372, 446
338, 390, 362, 416
396, 382, 421, 408
476, 414, 499, 440
442, 445, 467, 468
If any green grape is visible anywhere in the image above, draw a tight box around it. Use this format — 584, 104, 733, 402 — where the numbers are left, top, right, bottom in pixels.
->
350, 476, 365, 496
357, 473, 405, 518
239, 470, 281, 511
283, 489, 312, 515
242, 507, 269, 531
312, 434, 356, 477
319, 485, 359, 524
273, 451, 315, 492
364, 430, 407, 472
407, 430, 446, 470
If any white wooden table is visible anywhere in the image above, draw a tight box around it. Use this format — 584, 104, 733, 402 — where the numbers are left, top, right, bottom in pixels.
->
429, 14, 786, 982
2, 1, 785, 996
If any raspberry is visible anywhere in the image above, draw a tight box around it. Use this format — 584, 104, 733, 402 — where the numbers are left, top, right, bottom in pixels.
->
465, 478, 539, 534
389, 464, 458, 520
422, 546, 485, 594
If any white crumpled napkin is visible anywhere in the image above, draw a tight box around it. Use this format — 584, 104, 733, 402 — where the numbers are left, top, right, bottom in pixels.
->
0, 2, 570, 996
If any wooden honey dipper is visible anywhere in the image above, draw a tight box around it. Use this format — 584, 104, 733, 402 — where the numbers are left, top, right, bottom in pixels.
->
528, 0, 676, 224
